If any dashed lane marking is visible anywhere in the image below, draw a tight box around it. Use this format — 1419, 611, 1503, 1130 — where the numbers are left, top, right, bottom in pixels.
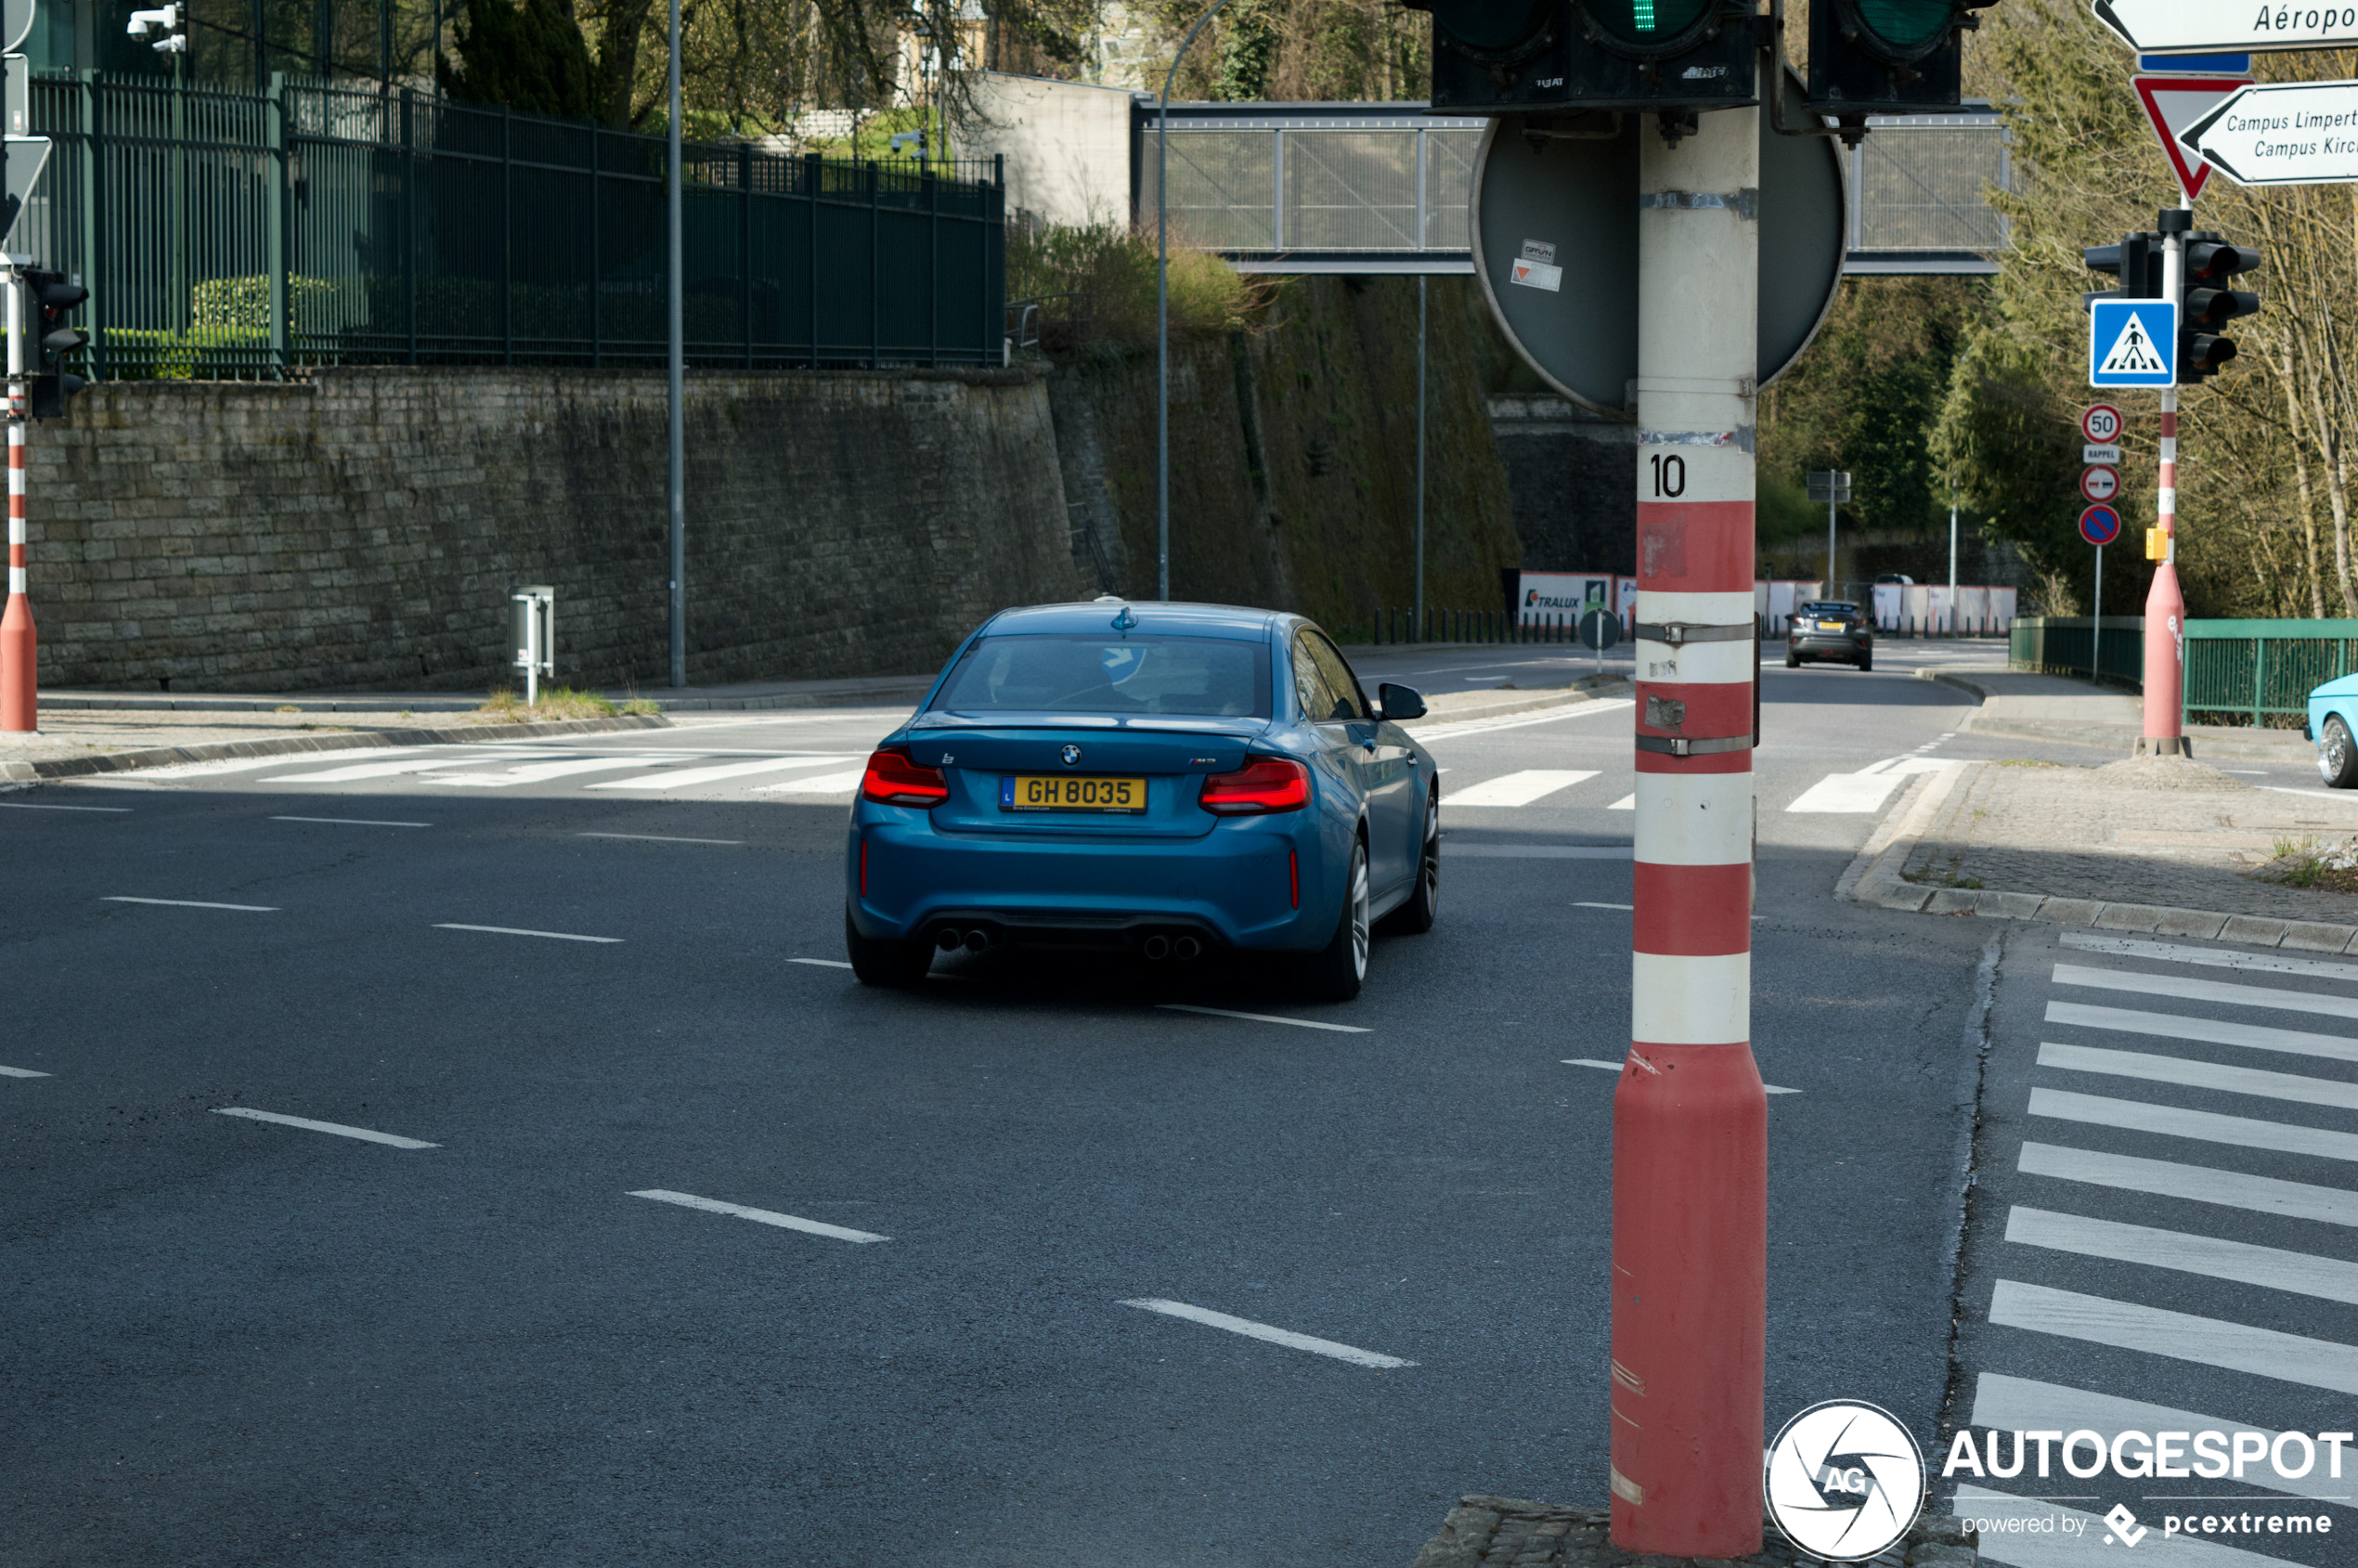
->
213, 1107, 438, 1149
1574, 901, 1634, 910
433, 923, 623, 944
1561, 1058, 1799, 1094
0, 1065, 52, 1078
1157, 1004, 1370, 1034
0, 801, 131, 812
628, 1189, 889, 1243
577, 832, 745, 844
272, 815, 432, 828
789, 958, 854, 969
1118, 1298, 1413, 1368
103, 896, 278, 912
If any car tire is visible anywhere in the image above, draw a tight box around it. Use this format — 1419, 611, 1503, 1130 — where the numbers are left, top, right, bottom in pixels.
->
845, 905, 933, 987
1298, 836, 1369, 1003
1856, 652, 1872, 671
1380, 789, 1440, 936
1785, 649, 1800, 668
2322, 716, 2358, 788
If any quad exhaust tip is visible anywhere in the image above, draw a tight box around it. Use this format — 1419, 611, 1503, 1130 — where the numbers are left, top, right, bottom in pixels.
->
1173, 936, 1202, 961
1142, 935, 1171, 961
938, 927, 991, 953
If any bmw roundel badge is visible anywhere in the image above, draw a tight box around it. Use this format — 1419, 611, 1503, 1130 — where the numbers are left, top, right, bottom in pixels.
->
1061, 745, 1082, 766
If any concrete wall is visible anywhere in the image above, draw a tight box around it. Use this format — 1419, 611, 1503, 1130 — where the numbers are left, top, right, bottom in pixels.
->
31, 368, 1084, 693
960, 73, 1135, 230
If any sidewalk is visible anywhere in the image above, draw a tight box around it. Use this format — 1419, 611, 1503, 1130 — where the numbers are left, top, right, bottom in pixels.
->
1409, 1497, 1976, 1567
1919, 666, 2310, 760
1843, 753, 2358, 952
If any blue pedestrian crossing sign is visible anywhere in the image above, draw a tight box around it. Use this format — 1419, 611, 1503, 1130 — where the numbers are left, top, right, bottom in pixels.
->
2090, 298, 2177, 388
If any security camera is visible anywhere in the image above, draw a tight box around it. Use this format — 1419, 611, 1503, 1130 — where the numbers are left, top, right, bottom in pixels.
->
126, 5, 178, 37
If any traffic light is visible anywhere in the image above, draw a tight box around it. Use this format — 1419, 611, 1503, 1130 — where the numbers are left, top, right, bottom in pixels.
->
1413, 0, 1759, 114
2082, 231, 2161, 308
19, 266, 87, 420
1806, 0, 2002, 122
2178, 232, 2261, 384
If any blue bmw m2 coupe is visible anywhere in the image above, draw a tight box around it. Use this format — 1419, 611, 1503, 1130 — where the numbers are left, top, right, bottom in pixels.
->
844, 599, 1440, 1001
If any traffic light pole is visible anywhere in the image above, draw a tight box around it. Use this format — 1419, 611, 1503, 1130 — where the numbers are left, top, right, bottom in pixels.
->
2142, 201, 2191, 755
1613, 88, 1768, 1561
1, 263, 31, 733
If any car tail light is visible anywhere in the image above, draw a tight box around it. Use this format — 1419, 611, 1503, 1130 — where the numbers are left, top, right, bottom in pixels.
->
861, 747, 949, 807
1198, 757, 1310, 815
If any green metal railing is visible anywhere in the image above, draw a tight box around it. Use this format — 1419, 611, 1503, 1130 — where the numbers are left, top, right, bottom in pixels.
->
2008, 616, 2146, 685
15, 71, 1005, 378
2184, 619, 2358, 727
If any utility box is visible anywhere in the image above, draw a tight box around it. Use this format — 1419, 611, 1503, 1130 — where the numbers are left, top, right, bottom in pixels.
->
509, 585, 554, 704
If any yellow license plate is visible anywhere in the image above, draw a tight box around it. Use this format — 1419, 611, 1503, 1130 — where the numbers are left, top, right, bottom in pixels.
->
1817, 620, 1846, 630
1001, 774, 1147, 812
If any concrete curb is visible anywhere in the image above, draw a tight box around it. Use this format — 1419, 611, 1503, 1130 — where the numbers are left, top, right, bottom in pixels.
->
1911, 668, 2311, 759
0, 713, 672, 784
1836, 757, 2358, 955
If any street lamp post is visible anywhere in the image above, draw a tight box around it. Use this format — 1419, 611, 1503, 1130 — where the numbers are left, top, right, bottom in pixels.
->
666, 0, 685, 688
1157, 0, 1234, 603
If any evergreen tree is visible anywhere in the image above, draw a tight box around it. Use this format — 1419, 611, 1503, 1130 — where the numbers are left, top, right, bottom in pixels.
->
440, 0, 598, 123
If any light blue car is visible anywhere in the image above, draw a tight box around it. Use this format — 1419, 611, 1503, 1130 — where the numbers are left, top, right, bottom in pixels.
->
2309, 675, 2358, 786
842, 599, 1441, 1001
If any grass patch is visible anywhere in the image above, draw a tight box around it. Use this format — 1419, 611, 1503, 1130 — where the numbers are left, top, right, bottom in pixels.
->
475, 687, 661, 723
2250, 834, 2358, 893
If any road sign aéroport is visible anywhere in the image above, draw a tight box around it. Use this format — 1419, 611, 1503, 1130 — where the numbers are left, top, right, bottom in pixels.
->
2079, 503, 2124, 547
2097, 0, 2358, 53
2083, 404, 2125, 444
2134, 74, 2252, 199
2183, 79, 2358, 186
2091, 298, 2178, 387
2081, 465, 2122, 503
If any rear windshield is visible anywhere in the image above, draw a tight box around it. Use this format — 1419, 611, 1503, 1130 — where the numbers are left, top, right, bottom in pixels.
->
930, 634, 1272, 718
1800, 603, 1858, 616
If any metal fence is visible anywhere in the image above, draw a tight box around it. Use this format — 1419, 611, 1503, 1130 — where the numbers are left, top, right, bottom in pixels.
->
2008, 616, 2146, 685
20, 72, 1006, 379
2184, 618, 2358, 727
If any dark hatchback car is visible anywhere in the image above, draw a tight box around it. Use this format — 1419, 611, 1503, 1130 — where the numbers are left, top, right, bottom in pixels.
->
1785, 601, 1873, 670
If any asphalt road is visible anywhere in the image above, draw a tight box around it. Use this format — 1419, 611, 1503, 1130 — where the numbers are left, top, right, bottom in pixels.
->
2, 647, 2024, 1566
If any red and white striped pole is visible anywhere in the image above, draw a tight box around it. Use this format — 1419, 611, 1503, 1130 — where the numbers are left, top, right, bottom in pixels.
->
1611, 90, 1768, 1560
0, 264, 32, 734
2141, 202, 2190, 757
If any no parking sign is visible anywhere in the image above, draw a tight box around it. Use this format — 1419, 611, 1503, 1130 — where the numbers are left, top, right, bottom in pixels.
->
2079, 504, 2123, 548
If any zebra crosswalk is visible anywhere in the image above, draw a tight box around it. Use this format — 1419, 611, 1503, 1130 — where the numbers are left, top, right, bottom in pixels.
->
1953, 928, 2358, 1566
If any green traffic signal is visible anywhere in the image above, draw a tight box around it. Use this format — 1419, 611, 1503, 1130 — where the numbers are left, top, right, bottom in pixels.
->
1581, 0, 1715, 48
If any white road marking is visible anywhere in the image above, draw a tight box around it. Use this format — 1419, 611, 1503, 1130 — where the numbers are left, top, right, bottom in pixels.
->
1574, 901, 1634, 910
1858, 756, 1957, 777
2054, 961, 2358, 1022
2019, 1140, 2358, 1227
1443, 843, 1633, 859
271, 815, 431, 828
425, 757, 674, 787
2061, 929, 2358, 983
1969, 1371, 2358, 1510
2046, 1000, 2358, 1067
1989, 1277, 2358, 1398
2008, 1204, 2358, 1306
2039, 1041, 2358, 1112
263, 752, 567, 783
1445, 769, 1599, 807
0, 801, 132, 812
1784, 771, 1908, 813
0, 1064, 51, 1078
1561, 1057, 1798, 1093
213, 1107, 438, 1149
1954, 1485, 2291, 1567
577, 832, 745, 845
584, 754, 859, 790
628, 1189, 888, 1243
133, 748, 422, 779
1157, 1004, 1370, 1034
753, 769, 868, 795
790, 958, 853, 969
432, 923, 623, 944
2030, 1085, 2358, 1164
1405, 697, 1635, 745
103, 896, 278, 912
1118, 1298, 1413, 1367
1607, 795, 1635, 810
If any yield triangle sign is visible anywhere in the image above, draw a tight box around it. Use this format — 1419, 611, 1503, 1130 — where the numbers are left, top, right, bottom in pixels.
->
2134, 74, 2250, 201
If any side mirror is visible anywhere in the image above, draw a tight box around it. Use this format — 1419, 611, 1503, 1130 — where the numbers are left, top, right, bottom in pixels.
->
1378, 682, 1426, 721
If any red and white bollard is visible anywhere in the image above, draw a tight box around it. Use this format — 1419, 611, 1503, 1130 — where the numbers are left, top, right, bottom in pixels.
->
1612, 95, 1768, 1559
0, 267, 32, 735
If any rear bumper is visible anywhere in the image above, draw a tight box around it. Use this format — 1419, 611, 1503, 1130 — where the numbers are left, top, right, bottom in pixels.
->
846, 808, 1344, 953
1790, 634, 1869, 656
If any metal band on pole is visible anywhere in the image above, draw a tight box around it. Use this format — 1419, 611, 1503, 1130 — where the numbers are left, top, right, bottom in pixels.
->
1, 264, 32, 733
1157, 0, 1232, 604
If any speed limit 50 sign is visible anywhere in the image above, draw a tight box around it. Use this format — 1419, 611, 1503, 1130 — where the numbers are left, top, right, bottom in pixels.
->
2083, 404, 2124, 445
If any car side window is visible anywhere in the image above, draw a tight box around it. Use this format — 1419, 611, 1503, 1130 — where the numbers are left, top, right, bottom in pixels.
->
1292, 637, 1338, 722
1305, 632, 1368, 720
